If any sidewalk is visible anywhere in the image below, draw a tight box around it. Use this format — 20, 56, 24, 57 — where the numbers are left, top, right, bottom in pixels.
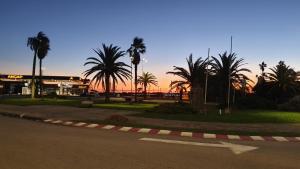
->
1, 104, 300, 134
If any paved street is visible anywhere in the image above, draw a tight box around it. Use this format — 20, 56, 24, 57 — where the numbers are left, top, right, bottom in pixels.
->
0, 116, 299, 169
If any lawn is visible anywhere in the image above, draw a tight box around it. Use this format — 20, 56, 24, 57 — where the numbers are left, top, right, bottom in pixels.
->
131, 103, 300, 123
0, 98, 81, 106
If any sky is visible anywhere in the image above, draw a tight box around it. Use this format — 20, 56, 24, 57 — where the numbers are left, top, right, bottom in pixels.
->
0, 0, 300, 92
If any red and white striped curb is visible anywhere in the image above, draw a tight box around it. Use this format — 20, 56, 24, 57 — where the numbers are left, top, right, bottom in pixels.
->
43, 119, 300, 143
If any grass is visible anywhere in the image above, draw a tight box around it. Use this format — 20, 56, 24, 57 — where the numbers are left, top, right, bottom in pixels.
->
0, 98, 81, 106
93, 103, 158, 111
131, 103, 300, 123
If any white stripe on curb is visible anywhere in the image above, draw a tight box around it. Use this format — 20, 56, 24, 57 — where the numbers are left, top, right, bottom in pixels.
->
119, 127, 133, 131
86, 124, 99, 128
44, 119, 53, 122
296, 137, 300, 141
74, 122, 86, 127
273, 136, 288, 142
138, 128, 151, 133
250, 136, 265, 141
203, 133, 216, 139
102, 125, 115, 129
63, 121, 73, 125
52, 120, 63, 124
180, 132, 193, 137
227, 135, 240, 140
158, 130, 171, 135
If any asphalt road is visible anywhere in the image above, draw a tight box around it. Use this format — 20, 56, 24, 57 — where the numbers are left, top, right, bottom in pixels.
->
0, 116, 299, 169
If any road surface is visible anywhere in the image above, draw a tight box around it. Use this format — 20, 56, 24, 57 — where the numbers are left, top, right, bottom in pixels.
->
0, 116, 299, 169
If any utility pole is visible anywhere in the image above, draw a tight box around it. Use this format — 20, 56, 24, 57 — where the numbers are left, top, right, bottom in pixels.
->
204, 48, 210, 104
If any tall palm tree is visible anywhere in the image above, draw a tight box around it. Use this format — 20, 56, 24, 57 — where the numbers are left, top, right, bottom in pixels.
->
37, 37, 50, 97
259, 61, 267, 77
266, 61, 299, 102
27, 31, 49, 98
138, 72, 158, 98
211, 52, 251, 107
128, 37, 146, 102
84, 44, 131, 102
167, 54, 208, 103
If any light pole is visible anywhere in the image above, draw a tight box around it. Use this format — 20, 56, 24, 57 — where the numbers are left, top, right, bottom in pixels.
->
204, 48, 210, 105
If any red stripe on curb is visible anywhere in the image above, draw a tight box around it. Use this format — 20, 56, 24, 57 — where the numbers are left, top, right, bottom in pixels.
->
170, 131, 181, 136
262, 136, 276, 141
148, 129, 159, 134
192, 132, 204, 138
240, 135, 253, 141
129, 128, 140, 132
216, 134, 228, 140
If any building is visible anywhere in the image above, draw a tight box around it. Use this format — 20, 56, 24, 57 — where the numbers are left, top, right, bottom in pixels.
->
0, 74, 90, 96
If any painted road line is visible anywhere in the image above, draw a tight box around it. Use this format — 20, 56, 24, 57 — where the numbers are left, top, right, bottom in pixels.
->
86, 124, 99, 128
63, 121, 73, 125
227, 135, 240, 140
119, 127, 133, 132
180, 132, 193, 137
102, 125, 115, 130
139, 137, 258, 155
158, 130, 171, 135
138, 128, 151, 133
44, 119, 53, 122
51, 120, 63, 124
74, 122, 86, 127
272, 136, 288, 142
203, 133, 217, 139
250, 136, 265, 141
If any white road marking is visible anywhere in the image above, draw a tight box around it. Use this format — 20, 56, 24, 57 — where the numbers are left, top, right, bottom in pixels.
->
119, 127, 132, 131
51, 120, 63, 124
180, 132, 193, 137
250, 136, 265, 141
44, 119, 53, 122
138, 128, 151, 133
227, 135, 240, 140
139, 137, 258, 155
63, 121, 73, 125
102, 125, 115, 129
272, 136, 288, 142
203, 133, 216, 139
86, 124, 99, 128
158, 130, 171, 135
74, 122, 86, 127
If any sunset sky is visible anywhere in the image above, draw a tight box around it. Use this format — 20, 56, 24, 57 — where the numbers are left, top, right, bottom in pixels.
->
0, 0, 300, 92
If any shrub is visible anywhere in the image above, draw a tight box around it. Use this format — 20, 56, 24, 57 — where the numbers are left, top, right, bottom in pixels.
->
278, 96, 300, 111
236, 95, 276, 109
104, 114, 129, 124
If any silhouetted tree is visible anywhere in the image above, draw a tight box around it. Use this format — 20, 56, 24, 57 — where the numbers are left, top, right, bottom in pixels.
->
138, 72, 157, 98
127, 37, 146, 102
84, 44, 131, 102
37, 36, 50, 97
27, 32, 50, 98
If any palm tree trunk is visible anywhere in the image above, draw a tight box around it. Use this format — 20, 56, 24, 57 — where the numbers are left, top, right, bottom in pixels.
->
31, 51, 37, 99
105, 75, 110, 102
144, 84, 147, 99
39, 59, 43, 97
134, 64, 138, 102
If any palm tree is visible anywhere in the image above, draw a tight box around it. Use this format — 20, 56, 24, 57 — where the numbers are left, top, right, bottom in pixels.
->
138, 72, 158, 98
266, 61, 299, 102
84, 44, 131, 102
128, 37, 146, 102
37, 37, 50, 97
211, 52, 251, 107
27, 31, 50, 98
259, 61, 267, 77
167, 54, 208, 104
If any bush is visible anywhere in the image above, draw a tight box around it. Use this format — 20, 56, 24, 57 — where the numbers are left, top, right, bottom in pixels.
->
104, 114, 129, 124
278, 96, 300, 111
145, 102, 196, 114
236, 95, 276, 109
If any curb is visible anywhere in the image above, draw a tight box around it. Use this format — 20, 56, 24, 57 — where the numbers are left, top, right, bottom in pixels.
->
1, 112, 300, 142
